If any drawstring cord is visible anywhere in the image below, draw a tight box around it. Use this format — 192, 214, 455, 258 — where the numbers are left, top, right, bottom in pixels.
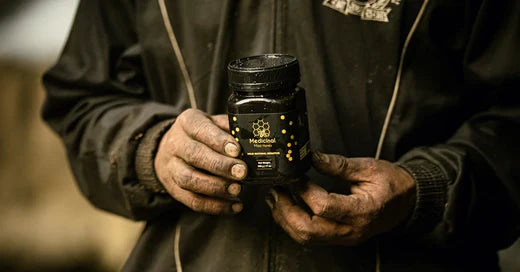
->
158, 0, 431, 270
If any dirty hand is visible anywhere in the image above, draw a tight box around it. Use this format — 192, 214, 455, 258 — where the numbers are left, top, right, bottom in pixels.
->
155, 109, 247, 215
266, 152, 416, 246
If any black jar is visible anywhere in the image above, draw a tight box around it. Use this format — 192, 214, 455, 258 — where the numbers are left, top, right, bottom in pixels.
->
227, 54, 311, 185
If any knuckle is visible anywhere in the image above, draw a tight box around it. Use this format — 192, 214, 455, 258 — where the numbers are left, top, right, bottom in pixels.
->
200, 176, 227, 196
293, 223, 313, 244
189, 198, 204, 212
162, 162, 178, 186
336, 156, 348, 171
162, 174, 175, 192
179, 109, 203, 129
177, 110, 190, 124
207, 157, 227, 173
356, 216, 371, 228
312, 198, 330, 217
364, 196, 382, 218
363, 158, 378, 171
205, 186, 220, 196
295, 231, 313, 245
184, 108, 197, 117
192, 122, 211, 140
177, 167, 196, 188
184, 141, 202, 163
167, 137, 181, 156
206, 181, 224, 196
206, 202, 226, 215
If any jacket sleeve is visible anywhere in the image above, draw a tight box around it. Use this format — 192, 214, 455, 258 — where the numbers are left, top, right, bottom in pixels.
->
42, 0, 184, 220
398, 0, 520, 250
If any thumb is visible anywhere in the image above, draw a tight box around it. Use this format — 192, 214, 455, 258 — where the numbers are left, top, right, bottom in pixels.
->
313, 153, 378, 182
312, 151, 353, 177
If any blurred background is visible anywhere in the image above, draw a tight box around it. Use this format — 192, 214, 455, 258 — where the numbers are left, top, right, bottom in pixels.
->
0, 1, 142, 271
0, 1, 517, 271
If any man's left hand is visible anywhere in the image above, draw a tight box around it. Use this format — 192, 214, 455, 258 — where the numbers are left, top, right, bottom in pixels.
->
266, 152, 417, 246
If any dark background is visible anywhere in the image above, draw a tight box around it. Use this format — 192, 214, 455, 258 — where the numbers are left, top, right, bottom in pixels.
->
0, 1, 517, 271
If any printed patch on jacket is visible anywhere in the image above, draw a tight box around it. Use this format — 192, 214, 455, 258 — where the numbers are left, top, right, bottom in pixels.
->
322, 0, 401, 23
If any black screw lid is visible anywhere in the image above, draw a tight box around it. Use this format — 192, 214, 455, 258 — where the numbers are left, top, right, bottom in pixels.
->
227, 54, 300, 92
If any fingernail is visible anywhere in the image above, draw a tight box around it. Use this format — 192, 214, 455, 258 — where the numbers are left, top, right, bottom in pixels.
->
312, 151, 329, 163
232, 202, 243, 213
269, 189, 279, 203
231, 164, 247, 179
225, 143, 240, 157
227, 183, 242, 196
265, 198, 274, 209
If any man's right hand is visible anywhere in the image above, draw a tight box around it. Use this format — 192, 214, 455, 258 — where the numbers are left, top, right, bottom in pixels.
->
154, 109, 247, 215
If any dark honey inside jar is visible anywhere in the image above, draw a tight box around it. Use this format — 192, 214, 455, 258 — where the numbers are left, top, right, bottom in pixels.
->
227, 54, 311, 185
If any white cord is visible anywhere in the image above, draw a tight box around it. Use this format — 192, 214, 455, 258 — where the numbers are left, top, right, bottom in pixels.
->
375, 0, 430, 160
158, 0, 198, 109
158, 2, 190, 271
173, 222, 183, 272
159, 0, 431, 271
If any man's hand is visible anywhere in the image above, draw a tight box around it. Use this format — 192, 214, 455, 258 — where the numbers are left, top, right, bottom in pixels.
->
266, 152, 416, 246
155, 109, 247, 215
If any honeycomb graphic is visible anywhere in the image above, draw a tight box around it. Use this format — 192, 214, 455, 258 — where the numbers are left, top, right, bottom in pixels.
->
252, 119, 270, 138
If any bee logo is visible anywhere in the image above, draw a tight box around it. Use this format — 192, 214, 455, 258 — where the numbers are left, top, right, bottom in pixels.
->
252, 119, 271, 138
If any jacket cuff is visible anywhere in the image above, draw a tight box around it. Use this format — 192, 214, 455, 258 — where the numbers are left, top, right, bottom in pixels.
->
396, 159, 448, 235
135, 119, 175, 194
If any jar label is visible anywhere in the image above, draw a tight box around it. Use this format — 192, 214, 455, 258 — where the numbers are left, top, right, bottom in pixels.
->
229, 111, 310, 183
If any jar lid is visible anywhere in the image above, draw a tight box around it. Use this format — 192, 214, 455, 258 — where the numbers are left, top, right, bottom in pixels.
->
227, 54, 300, 92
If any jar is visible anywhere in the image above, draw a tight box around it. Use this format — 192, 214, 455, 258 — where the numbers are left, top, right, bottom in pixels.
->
227, 54, 311, 185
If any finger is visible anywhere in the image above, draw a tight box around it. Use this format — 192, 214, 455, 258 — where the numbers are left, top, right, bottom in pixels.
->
312, 152, 373, 182
298, 183, 366, 222
210, 114, 230, 131
179, 109, 240, 157
169, 184, 243, 215
167, 156, 241, 199
267, 189, 352, 245
179, 139, 248, 181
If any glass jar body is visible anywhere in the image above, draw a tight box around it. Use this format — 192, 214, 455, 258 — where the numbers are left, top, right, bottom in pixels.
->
227, 86, 311, 185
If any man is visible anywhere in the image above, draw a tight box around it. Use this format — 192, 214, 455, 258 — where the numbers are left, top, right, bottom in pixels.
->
43, 0, 520, 271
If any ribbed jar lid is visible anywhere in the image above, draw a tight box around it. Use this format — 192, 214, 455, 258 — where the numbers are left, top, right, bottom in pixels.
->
227, 54, 300, 92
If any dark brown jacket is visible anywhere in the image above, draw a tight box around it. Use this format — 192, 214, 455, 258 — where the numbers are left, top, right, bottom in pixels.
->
42, 0, 520, 271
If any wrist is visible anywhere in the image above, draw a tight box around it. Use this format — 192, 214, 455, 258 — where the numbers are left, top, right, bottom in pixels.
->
396, 159, 448, 235
395, 165, 417, 222
135, 119, 175, 194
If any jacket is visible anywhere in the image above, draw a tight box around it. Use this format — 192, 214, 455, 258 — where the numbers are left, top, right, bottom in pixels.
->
42, 0, 520, 271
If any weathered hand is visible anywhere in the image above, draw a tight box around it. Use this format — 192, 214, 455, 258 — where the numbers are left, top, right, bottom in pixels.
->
266, 152, 416, 246
155, 109, 247, 215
